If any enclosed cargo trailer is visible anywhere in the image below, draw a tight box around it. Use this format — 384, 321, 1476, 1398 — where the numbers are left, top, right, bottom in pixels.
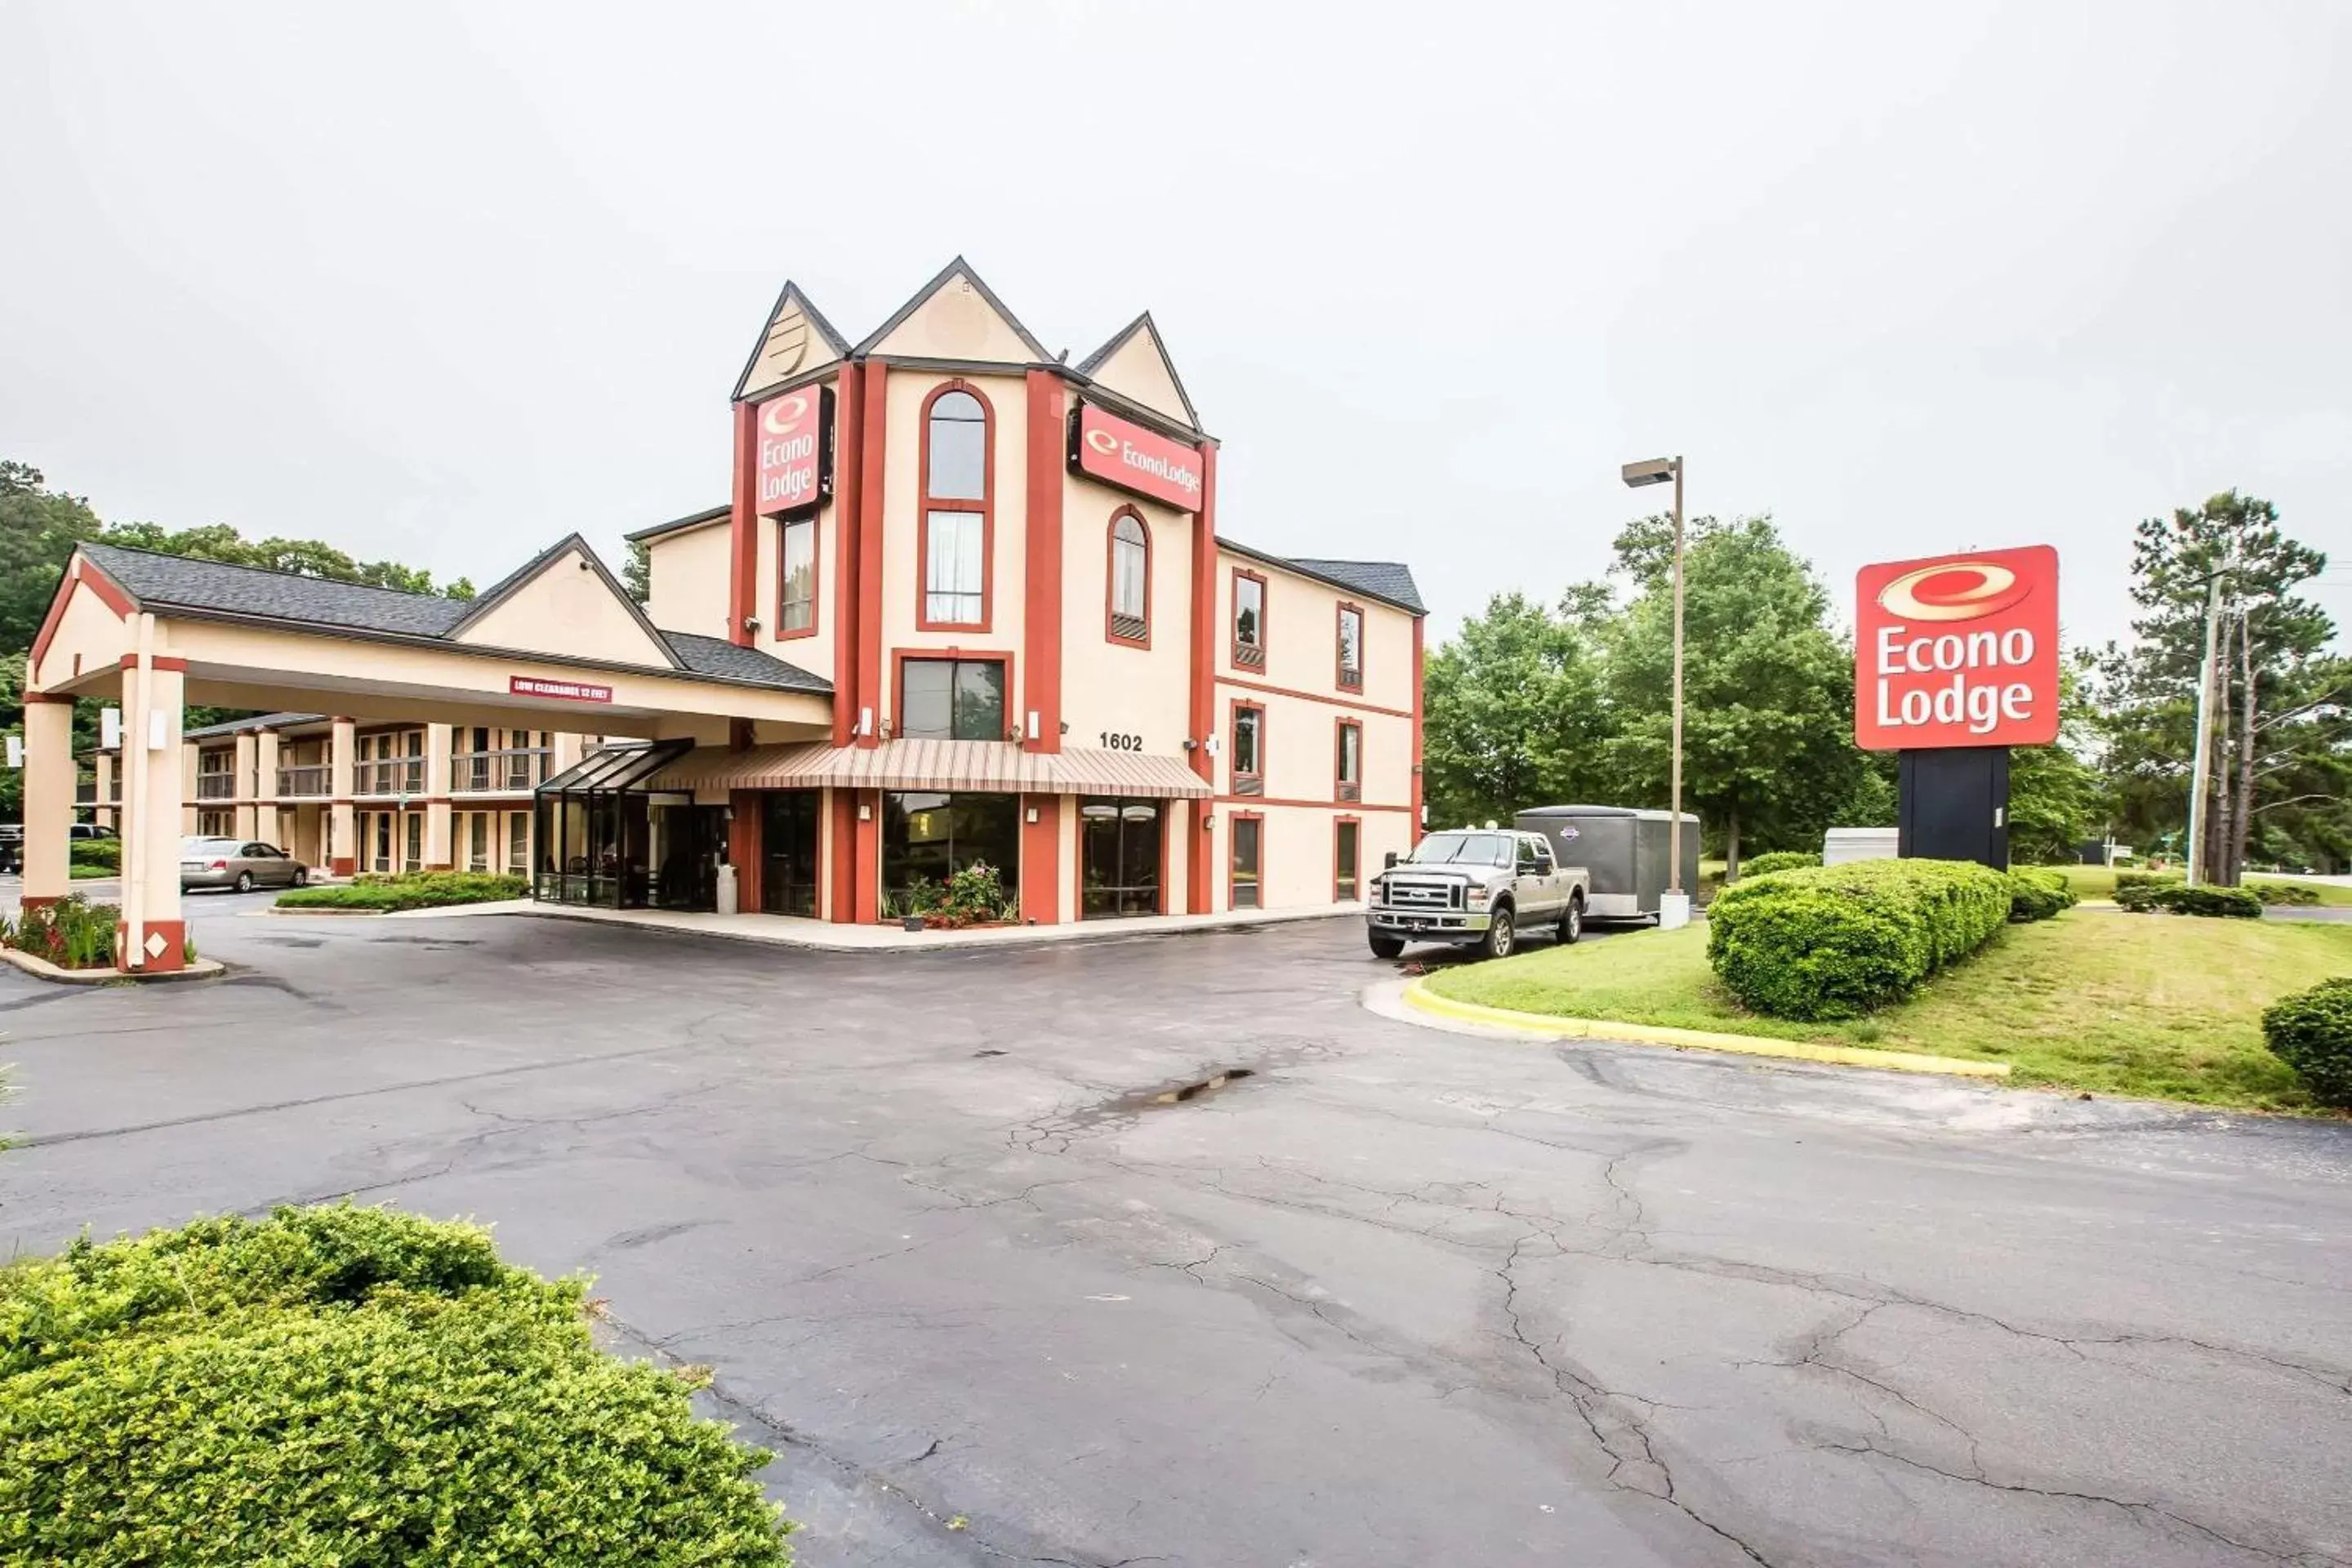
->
1512, 804, 1700, 923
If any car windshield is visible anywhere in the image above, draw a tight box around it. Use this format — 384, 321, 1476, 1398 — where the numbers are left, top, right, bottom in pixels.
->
1405, 832, 1513, 867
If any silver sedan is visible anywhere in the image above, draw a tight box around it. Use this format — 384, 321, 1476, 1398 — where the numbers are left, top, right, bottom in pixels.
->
180, 837, 310, 893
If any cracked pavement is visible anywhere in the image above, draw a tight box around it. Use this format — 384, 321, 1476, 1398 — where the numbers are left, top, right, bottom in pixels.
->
2, 911, 2348, 1566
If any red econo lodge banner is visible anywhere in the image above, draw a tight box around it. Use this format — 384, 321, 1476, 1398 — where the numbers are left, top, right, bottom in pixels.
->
1069, 403, 1205, 512
755, 385, 831, 514
1855, 545, 2060, 751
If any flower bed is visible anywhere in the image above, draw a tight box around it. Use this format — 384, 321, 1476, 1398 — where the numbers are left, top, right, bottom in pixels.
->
2, 893, 122, 969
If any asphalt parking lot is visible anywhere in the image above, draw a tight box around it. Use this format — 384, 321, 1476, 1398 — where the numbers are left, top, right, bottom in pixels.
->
3, 906, 2348, 1567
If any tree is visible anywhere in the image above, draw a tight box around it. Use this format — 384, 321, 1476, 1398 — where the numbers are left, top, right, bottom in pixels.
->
1420, 592, 1609, 829
1598, 514, 1863, 875
624, 539, 652, 604
0, 461, 104, 654
2007, 664, 2109, 862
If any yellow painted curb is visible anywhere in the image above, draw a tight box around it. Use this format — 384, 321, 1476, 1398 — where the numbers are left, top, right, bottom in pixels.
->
1401, 978, 2011, 1079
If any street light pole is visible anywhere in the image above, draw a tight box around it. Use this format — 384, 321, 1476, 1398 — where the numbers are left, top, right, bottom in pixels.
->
1621, 453, 1690, 927
2185, 564, 2225, 887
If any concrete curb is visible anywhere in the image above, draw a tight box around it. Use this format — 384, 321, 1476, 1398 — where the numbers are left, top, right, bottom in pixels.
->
0, 947, 227, 985
1399, 977, 2012, 1079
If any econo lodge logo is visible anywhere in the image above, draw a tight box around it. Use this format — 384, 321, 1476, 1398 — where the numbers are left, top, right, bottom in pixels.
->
761, 394, 813, 436
1085, 427, 1120, 457
1855, 546, 2060, 751
755, 389, 826, 512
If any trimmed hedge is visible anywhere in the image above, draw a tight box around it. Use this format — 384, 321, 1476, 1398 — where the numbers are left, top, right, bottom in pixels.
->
2115, 870, 2184, 893
1738, 850, 1820, 878
2007, 866, 2078, 923
0, 1205, 793, 1566
2251, 881, 2320, 906
2118, 882, 2265, 920
69, 837, 119, 871
1705, 858, 2012, 1020
279, 871, 527, 911
2263, 978, 2352, 1107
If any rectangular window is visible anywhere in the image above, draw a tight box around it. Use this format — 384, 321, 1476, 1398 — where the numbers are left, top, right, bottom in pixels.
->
1335, 820, 1360, 902
467, 813, 490, 872
1231, 703, 1263, 794
1232, 570, 1267, 668
1336, 720, 1361, 803
924, 511, 985, 625
899, 658, 1007, 742
780, 515, 817, 634
508, 813, 529, 875
882, 791, 1020, 909
1337, 604, 1364, 691
404, 812, 423, 872
1231, 816, 1262, 910
1080, 797, 1163, 920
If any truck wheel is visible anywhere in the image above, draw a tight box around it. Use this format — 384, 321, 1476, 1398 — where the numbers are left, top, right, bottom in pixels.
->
1477, 906, 1516, 960
1559, 896, 1584, 946
1368, 933, 1405, 960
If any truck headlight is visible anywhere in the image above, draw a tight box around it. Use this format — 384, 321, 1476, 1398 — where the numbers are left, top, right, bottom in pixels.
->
1467, 886, 1490, 906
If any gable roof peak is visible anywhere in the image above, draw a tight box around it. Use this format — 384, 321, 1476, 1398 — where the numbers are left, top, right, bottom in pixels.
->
1074, 308, 1201, 429
852, 256, 1050, 362
732, 277, 851, 403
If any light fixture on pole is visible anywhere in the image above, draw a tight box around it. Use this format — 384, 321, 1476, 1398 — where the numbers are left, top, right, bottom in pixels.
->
1622, 454, 1691, 929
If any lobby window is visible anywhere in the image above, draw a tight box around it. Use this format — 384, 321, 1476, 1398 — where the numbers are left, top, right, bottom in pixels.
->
1336, 719, 1362, 804
1231, 702, 1264, 796
899, 657, 1007, 742
883, 791, 1020, 910
922, 385, 990, 628
1232, 569, 1267, 670
779, 514, 817, 635
1107, 510, 1149, 646
1337, 603, 1364, 692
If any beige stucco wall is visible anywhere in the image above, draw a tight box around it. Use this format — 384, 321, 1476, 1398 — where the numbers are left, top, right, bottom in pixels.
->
1086, 327, 1192, 426
1200, 804, 1405, 914
1213, 550, 1415, 715
1058, 480, 1195, 760
754, 498, 839, 684
646, 520, 732, 643
454, 545, 672, 666
867, 273, 1036, 363
741, 296, 835, 396
29, 571, 129, 690
877, 369, 1029, 733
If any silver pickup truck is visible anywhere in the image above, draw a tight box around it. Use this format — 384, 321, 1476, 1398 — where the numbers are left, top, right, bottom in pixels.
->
1365, 827, 1590, 960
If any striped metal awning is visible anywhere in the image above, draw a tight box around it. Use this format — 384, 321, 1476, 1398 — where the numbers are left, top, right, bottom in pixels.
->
648, 738, 1211, 800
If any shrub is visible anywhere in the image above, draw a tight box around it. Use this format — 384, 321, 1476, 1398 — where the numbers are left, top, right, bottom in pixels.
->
1706, 858, 2011, 1020
2115, 870, 2184, 893
278, 871, 527, 911
69, 836, 119, 871
2114, 883, 2160, 912
2251, 881, 2320, 906
0, 1205, 793, 1566
2263, 978, 2352, 1107
2006, 866, 2077, 923
1738, 850, 1820, 879
2150, 884, 2264, 920
902, 861, 1011, 928
3, 893, 120, 969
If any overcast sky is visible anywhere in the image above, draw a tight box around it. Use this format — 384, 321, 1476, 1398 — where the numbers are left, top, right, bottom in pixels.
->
5, 1, 2346, 651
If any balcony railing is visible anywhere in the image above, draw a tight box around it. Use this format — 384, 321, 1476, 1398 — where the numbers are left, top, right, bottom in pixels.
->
195, 773, 237, 800
75, 781, 96, 804
277, 764, 331, 798
452, 747, 553, 793
354, 759, 426, 796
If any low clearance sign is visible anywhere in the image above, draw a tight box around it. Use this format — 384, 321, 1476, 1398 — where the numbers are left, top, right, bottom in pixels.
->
1068, 403, 1205, 512
1855, 546, 2060, 751
754, 385, 833, 514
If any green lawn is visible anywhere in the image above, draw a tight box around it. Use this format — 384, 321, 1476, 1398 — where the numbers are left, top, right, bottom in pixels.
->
1426, 912, 2352, 1112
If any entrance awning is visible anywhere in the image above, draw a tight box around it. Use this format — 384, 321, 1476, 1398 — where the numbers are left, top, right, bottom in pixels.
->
648, 738, 1212, 800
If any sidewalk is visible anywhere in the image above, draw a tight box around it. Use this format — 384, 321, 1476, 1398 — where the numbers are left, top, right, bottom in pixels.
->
297, 898, 1363, 952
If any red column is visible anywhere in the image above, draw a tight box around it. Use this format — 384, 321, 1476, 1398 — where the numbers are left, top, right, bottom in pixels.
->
830, 363, 864, 746
1022, 371, 1065, 753
1020, 795, 1060, 924
1410, 612, 1425, 844
728, 401, 759, 648
728, 790, 764, 911
1187, 439, 1220, 915
856, 365, 889, 749
853, 789, 880, 923
827, 787, 857, 921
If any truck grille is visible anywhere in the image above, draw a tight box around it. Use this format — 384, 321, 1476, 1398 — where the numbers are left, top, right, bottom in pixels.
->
1381, 877, 1463, 910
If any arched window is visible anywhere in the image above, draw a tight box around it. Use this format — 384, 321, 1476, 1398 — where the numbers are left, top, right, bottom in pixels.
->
920, 385, 991, 629
1107, 510, 1150, 645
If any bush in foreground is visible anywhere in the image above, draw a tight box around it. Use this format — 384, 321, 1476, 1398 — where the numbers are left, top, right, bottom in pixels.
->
2118, 882, 2265, 919
69, 837, 119, 871
279, 871, 528, 911
2007, 866, 2078, 923
1706, 858, 2011, 1020
2263, 978, 2352, 1108
2252, 881, 2320, 906
1737, 850, 1820, 879
2115, 870, 2184, 893
0, 1205, 792, 1566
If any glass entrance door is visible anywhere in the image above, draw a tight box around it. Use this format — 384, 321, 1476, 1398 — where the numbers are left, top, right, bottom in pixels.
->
1080, 797, 1162, 919
761, 791, 820, 916
1231, 816, 1263, 909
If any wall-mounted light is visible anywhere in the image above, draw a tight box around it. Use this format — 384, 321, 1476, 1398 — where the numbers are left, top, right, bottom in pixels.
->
858, 802, 872, 822
1025, 806, 1040, 824
1027, 710, 1040, 742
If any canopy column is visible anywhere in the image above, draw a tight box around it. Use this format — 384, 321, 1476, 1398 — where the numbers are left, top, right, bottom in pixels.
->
116, 651, 187, 972
20, 693, 78, 908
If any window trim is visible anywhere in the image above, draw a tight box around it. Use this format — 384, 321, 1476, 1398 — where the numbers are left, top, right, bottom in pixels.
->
915, 379, 995, 633
1334, 716, 1362, 804
1335, 599, 1365, 693
1104, 506, 1152, 649
1227, 808, 1265, 912
1333, 814, 1362, 902
889, 648, 1018, 742
776, 512, 820, 642
1227, 696, 1267, 792
1231, 567, 1268, 670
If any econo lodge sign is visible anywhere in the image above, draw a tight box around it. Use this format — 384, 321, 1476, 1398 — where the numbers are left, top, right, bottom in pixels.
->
1068, 403, 1205, 512
1855, 546, 2060, 751
754, 385, 832, 514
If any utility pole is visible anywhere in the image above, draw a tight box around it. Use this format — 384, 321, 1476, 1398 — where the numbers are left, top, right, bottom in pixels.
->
2185, 559, 2225, 887
1619, 454, 1690, 926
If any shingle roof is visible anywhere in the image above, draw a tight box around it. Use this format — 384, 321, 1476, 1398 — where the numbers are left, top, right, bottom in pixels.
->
1218, 540, 1426, 615
625, 505, 729, 544
184, 710, 325, 742
79, 542, 832, 695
